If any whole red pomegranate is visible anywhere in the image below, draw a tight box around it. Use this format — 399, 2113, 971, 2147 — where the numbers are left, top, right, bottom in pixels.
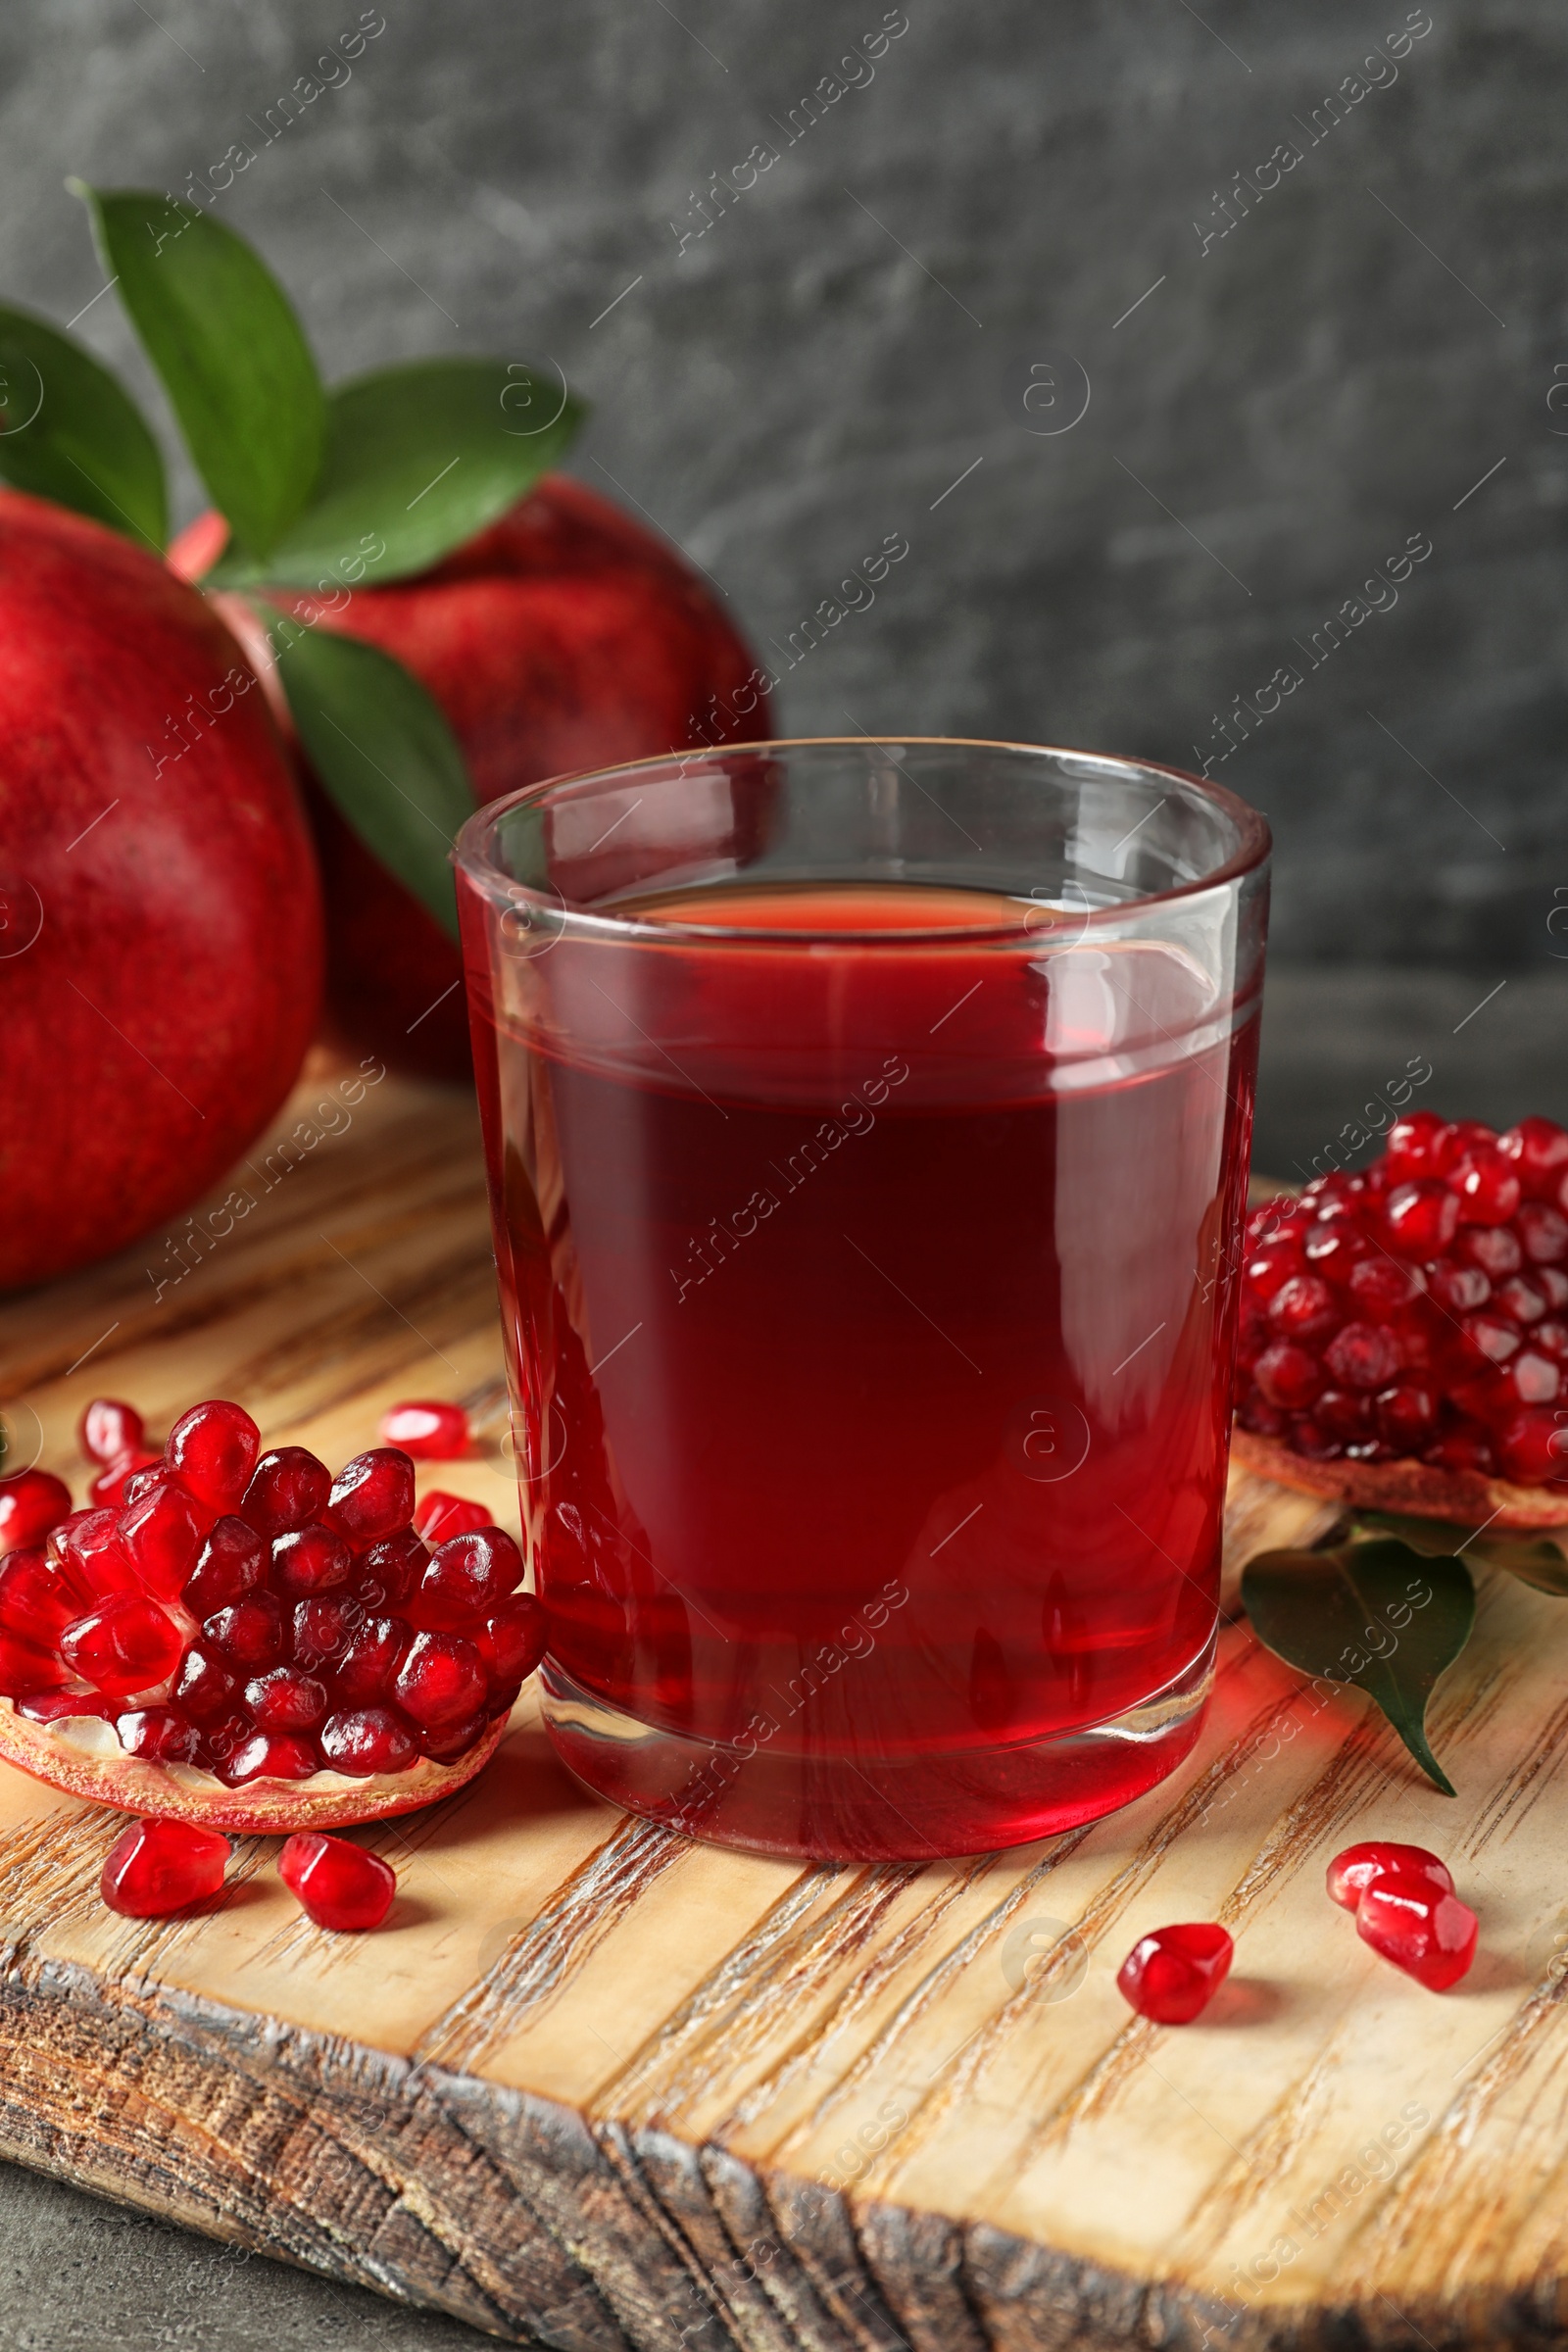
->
0, 494, 321, 1290
172, 477, 767, 1079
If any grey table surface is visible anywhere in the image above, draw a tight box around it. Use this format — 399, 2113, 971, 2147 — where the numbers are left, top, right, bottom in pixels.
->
4, 961, 1565, 2350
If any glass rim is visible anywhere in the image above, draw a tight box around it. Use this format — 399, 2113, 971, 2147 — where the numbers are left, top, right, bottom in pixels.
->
452, 735, 1272, 947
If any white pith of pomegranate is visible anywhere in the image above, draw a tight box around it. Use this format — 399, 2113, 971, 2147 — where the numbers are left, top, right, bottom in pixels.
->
1236, 1112, 1568, 1522
0, 1399, 544, 1831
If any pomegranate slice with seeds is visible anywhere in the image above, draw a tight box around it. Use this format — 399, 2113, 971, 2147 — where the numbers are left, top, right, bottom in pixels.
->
1235, 1118, 1568, 1526
0, 1401, 538, 1832
279, 1831, 396, 1931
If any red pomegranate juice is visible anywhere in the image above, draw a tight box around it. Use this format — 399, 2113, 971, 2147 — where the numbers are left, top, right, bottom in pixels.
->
466, 880, 1258, 1857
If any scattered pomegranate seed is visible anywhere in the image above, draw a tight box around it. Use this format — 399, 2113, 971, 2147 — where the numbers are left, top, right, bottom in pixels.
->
86, 1451, 161, 1508
1326, 1840, 1454, 1910
165, 1398, 260, 1509
379, 1400, 471, 1460
327, 1447, 416, 1544
240, 1446, 331, 1537
79, 1398, 147, 1466
1116, 1923, 1235, 2024
1236, 1117, 1568, 1482
0, 1469, 73, 1558
279, 1831, 396, 1931
1356, 1874, 1478, 1990
413, 1492, 492, 1546
102, 1818, 230, 1916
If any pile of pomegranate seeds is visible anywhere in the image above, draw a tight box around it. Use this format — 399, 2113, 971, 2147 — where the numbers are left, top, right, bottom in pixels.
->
1326, 1839, 1476, 1990
378, 1400, 471, 1459
0, 1396, 546, 1794
1238, 1112, 1568, 1486
1116, 1922, 1234, 2024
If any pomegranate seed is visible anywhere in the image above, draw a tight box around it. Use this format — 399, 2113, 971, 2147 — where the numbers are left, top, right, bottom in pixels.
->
270, 1524, 352, 1598
1426, 1427, 1496, 1475
1356, 1873, 1478, 1990
1499, 1116, 1568, 1200
61, 1596, 182, 1696
216, 1729, 319, 1786
1315, 1388, 1373, 1440
279, 1832, 396, 1931
319, 1705, 417, 1776
1497, 1276, 1548, 1325
87, 1450, 161, 1507
1428, 1262, 1491, 1315
16, 1691, 107, 1723
1497, 1408, 1568, 1486
1448, 1151, 1521, 1227
115, 1705, 202, 1763
1236, 1389, 1287, 1437
1323, 1322, 1401, 1392
1253, 1343, 1325, 1411
1385, 1112, 1457, 1183
0, 1469, 73, 1557
1289, 1416, 1341, 1459
1326, 1840, 1453, 1909
164, 1398, 260, 1508
1268, 1275, 1340, 1343
0, 1630, 71, 1696
1461, 1313, 1521, 1367
1508, 1351, 1561, 1407
1459, 1225, 1522, 1277
1517, 1204, 1568, 1265
181, 1516, 266, 1617
240, 1446, 330, 1537
1243, 1241, 1303, 1301
333, 1615, 411, 1703
1116, 1922, 1234, 2024
378, 1400, 471, 1460
290, 1594, 358, 1670
1448, 1119, 1499, 1156
1348, 1257, 1422, 1315
420, 1709, 489, 1761
123, 1463, 179, 1509
1385, 1181, 1459, 1259
1303, 1225, 1369, 1283
1540, 1268, 1568, 1308
101, 1818, 228, 1917
172, 1643, 238, 1719
203, 1591, 285, 1670
0, 1546, 82, 1644
1537, 1320, 1568, 1360
410, 1526, 524, 1632
392, 1632, 488, 1731
326, 1448, 415, 1545
119, 1482, 206, 1600
354, 1528, 428, 1608
476, 1591, 548, 1688
413, 1492, 492, 1546
243, 1666, 328, 1732
56, 1510, 137, 1600
1375, 1382, 1439, 1449
79, 1398, 146, 1466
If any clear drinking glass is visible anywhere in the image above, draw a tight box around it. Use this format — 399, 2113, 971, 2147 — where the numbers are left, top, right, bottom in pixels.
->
455, 738, 1270, 1861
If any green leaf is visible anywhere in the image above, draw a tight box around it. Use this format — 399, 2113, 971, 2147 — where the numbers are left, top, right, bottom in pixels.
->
1241, 1537, 1475, 1795
264, 610, 470, 938
74, 183, 324, 561
0, 303, 168, 547
208, 358, 584, 588
1355, 1511, 1568, 1597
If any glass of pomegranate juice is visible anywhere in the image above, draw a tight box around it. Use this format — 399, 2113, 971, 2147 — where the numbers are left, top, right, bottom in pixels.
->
455, 739, 1269, 1860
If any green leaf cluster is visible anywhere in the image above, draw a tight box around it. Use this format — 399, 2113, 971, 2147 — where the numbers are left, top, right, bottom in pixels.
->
0, 185, 587, 937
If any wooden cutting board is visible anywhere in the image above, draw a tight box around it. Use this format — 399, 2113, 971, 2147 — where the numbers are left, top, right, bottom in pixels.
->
2, 1063, 1566, 2352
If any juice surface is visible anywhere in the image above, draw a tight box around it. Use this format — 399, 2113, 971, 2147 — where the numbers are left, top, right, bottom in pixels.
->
466, 877, 1258, 1849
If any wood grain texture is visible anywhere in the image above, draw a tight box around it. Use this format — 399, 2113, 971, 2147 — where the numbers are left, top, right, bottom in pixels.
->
2, 1067, 1567, 2348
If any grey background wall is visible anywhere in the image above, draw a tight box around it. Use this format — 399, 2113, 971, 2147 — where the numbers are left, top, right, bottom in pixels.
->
1, 0, 1563, 978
